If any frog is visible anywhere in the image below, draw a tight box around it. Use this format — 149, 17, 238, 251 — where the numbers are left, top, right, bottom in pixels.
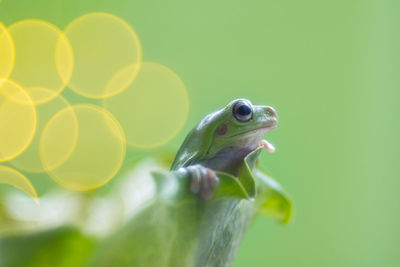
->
171, 98, 278, 200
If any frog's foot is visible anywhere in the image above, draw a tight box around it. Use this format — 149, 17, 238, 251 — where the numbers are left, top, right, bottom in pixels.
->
181, 165, 220, 201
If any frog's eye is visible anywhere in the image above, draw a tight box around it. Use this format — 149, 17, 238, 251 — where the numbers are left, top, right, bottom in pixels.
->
233, 100, 253, 122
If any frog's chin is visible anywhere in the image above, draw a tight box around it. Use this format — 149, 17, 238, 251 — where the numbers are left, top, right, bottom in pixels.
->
249, 125, 277, 153
256, 125, 276, 153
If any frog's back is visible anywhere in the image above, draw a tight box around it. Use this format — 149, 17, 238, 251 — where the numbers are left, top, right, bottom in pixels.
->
170, 110, 224, 170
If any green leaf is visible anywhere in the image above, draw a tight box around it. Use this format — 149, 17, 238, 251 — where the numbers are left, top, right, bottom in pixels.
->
253, 169, 293, 224
0, 227, 96, 267
88, 168, 254, 267
0, 149, 293, 267
238, 146, 263, 198
214, 172, 249, 200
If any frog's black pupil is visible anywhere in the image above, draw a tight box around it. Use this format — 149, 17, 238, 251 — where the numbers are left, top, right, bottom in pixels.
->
238, 105, 251, 116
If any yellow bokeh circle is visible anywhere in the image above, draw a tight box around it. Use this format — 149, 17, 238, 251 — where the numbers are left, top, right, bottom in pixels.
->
40, 104, 126, 191
62, 12, 142, 99
0, 166, 38, 203
10, 88, 71, 173
0, 23, 14, 81
8, 20, 73, 105
104, 62, 189, 149
0, 79, 36, 162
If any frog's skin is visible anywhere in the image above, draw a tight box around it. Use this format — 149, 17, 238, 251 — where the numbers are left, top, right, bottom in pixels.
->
171, 98, 277, 200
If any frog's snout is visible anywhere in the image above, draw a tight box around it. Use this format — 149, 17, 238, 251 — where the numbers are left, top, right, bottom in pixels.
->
264, 106, 278, 119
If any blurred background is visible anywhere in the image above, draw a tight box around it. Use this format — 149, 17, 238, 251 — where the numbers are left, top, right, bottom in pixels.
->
0, 0, 399, 266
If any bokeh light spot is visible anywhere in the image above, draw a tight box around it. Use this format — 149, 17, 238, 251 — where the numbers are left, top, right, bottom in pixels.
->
39, 104, 79, 172
0, 79, 36, 162
0, 166, 38, 203
10, 89, 70, 173
40, 104, 126, 191
8, 20, 73, 104
0, 23, 14, 81
104, 62, 189, 149
62, 12, 142, 99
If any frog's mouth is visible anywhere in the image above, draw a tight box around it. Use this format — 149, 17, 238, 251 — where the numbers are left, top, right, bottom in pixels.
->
229, 124, 276, 138
228, 124, 277, 153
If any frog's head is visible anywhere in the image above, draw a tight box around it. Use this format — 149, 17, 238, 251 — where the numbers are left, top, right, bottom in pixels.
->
206, 98, 278, 157
171, 98, 278, 171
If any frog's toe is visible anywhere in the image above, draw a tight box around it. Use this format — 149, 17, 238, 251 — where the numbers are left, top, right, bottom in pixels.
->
186, 165, 219, 201
206, 168, 220, 188
189, 172, 201, 194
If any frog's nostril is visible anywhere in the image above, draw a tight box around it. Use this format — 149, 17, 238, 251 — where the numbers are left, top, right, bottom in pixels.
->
265, 106, 277, 117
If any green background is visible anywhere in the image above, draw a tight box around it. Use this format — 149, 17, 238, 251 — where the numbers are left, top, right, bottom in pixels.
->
1, 0, 399, 266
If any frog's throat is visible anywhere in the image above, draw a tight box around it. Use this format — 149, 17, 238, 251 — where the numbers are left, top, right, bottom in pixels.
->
201, 126, 276, 176
200, 131, 270, 177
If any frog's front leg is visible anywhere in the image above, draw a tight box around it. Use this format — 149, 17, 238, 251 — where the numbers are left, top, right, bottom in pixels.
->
179, 165, 220, 201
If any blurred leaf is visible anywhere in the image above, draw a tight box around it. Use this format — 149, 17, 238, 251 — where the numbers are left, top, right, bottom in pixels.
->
253, 169, 293, 224
0, 227, 96, 267
88, 147, 291, 267
0, 148, 292, 267
88, 170, 253, 267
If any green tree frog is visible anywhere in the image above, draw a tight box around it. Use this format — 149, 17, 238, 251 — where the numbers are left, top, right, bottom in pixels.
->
171, 98, 278, 200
